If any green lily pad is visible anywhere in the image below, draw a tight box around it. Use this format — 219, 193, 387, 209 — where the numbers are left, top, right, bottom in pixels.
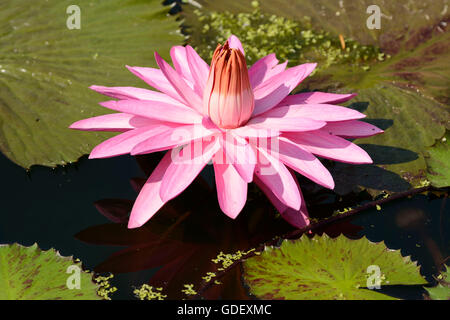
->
425, 265, 450, 300
0, 243, 101, 300
0, 0, 183, 169
425, 132, 450, 188
243, 235, 427, 300
182, 0, 450, 194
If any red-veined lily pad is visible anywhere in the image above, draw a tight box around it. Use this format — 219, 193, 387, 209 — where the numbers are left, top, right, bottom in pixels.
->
0, 243, 101, 300
0, 0, 183, 168
242, 235, 427, 300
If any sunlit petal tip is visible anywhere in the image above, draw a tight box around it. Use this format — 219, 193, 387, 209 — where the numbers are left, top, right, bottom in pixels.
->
328, 179, 336, 190
127, 218, 145, 229
89, 85, 103, 91
68, 120, 83, 130
362, 156, 374, 164
154, 51, 162, 62
223, 209, 242, 220
369, 126, 384, 136
70, 115, 132, 132
88, 143, 117, 159
125, 65, 136, 74
350, 151, 373, 164
304, 62, 317, 74
88, 151, 100, 160
98, 100, 117, 108
227, 34, 245, 55
353, 146, 374, 164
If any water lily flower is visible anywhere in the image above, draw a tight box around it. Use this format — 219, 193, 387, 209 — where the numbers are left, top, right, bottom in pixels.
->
70, 35, 383, 229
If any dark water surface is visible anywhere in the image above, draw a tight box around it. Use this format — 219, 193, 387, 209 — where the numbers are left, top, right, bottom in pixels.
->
0, 152, 156, 299
0, 150, 448, 300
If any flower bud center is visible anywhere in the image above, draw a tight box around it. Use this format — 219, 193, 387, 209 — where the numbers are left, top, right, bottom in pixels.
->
203, 42, 255, 129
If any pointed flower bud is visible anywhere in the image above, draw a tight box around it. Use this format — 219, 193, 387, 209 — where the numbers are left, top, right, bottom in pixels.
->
203, 41, 255, 129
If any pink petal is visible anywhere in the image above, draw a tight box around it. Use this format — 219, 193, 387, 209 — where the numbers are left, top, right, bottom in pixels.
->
284, 130, 373, 164
253, 174, 288, 213
260, 103, 366, 122
69, 113, 157, 132
246, 114, 326, 132
213, 157, 248, 219
170, 46, 194, 83
131, 123, 217, 155
171, 46, 207, 97
155, 52, 203, 113
280, 203, 310, 229
281, 92, 357, 105
128, 152, 172, 228
99, 100, 203, 124
126, 66, 181, 103
253, 63, 317, 116
89, 124, 178, 159
323, 120, 384, 138
160, 138, 220, 202
232, 126, 280, 138
281, 171, 310, 228
186, 45, 210, 95
261, 61, 288, 84
89, 85, 182, 103
249, 53, 279, 89
253, 146, 301, 210
273, 137, 335, 189
218, 134, 256, 183
227, 34, 245, 55
254, 173, 310, 228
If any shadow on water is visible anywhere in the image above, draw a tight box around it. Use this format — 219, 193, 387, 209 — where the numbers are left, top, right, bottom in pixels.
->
329, 143, 419, 194
326, 100, 420, 194
330, 163, 413, 195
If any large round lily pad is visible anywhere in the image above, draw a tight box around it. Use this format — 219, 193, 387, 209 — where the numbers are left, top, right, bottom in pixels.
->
243, 235, 427, 300
0, 243, 101, 300
0, 0, 183, 168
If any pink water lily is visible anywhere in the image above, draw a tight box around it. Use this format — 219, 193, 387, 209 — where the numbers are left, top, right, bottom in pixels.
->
70, 35, 383, 229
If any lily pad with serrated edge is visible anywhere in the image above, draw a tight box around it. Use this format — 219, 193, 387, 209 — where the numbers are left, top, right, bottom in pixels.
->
182, 0, 450, 195
0, 243, 101, 300
425, 265, 450, 300
242, 235, 427, 300
0, 0, 183, 169
425, 131, 450, 188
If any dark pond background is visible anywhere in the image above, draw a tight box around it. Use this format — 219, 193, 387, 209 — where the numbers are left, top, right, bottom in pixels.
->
0, 148, 448, 299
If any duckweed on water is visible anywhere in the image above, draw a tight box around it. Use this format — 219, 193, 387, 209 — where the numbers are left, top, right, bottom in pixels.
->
181, 284, 197, 296
94, 274, 117, 300
212, 249, 257, 271
191, 1, 386, 71
202, 272, 217, 282
133, 284, 167, 300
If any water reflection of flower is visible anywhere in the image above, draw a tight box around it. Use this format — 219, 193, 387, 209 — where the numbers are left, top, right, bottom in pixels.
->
76, 153, 294, 299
